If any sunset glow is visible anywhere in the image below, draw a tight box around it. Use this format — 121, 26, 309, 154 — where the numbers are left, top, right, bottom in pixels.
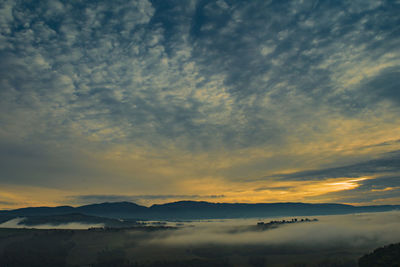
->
0, 0, 399, 209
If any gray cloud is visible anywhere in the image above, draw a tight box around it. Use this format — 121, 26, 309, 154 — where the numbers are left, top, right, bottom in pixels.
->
0, 0, 399, 204
307, 175, 400, 204
2, 0, 398, 152
359, 139, 400, 150
269, 150, 400, 181
0, 201, 16, 206
362, 66, 400, 105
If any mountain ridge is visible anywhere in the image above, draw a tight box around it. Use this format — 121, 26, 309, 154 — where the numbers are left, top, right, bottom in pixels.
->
1, 201, 399, 221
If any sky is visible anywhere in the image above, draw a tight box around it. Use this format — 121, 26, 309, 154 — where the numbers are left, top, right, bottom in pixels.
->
0, 0, 399, 209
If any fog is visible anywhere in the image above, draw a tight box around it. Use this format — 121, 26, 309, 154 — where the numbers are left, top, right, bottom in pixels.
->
0, 217, 105, 229
1, 212, 399, 266
145, 211, 400, 249
1, 211, 399, 248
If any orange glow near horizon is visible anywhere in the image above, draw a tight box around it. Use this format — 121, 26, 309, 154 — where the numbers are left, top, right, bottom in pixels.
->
0, 177, 373, 209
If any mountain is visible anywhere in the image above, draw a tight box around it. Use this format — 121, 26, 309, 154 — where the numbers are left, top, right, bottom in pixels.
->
0, 206, 75, 224
0, 205, 75, 217
76, 201, 147, 218
1, 201, 399, 222
146, 201, 399, 219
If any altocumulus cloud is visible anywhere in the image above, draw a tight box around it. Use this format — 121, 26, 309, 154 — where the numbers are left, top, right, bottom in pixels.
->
0, 0, 399, 206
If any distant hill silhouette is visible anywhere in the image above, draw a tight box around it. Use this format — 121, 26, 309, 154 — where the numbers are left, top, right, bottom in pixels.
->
77, 201, 147, 218
0, 201, 399, 223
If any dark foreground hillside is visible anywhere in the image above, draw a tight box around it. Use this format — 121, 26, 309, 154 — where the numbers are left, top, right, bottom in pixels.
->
358, 243, 400, 267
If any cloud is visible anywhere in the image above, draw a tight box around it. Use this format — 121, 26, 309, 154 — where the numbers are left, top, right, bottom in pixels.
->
0, 200, 16, 206
360, 139, 400, 150
0, 0, 399, 206
307, 175, 400, 204
269, 150, 400, 181
362, 66, 400, 105
2, 0, 398, 152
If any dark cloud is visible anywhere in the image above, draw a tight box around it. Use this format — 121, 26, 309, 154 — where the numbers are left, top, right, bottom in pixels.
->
0, 201, 17, 206
359, 139, 400, 150
308, 175, 400, 204
363, 66, 400, 105
0, 0, 399, 205
270, 151, 400, 181
332, 189, 400, 204
1, 0, 399, 150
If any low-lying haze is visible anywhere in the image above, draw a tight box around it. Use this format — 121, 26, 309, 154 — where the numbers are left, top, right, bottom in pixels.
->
147, 211, 400, 248
0, 217, 105, 229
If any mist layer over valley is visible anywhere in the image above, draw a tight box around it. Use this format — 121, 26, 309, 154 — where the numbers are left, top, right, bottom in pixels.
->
0, 217, 105, 230
1, 211, 399, 266
148, 211, 400, 247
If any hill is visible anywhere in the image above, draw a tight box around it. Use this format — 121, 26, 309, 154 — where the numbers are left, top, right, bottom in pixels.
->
359, 243, 400, 266
0, 201, 399, 223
